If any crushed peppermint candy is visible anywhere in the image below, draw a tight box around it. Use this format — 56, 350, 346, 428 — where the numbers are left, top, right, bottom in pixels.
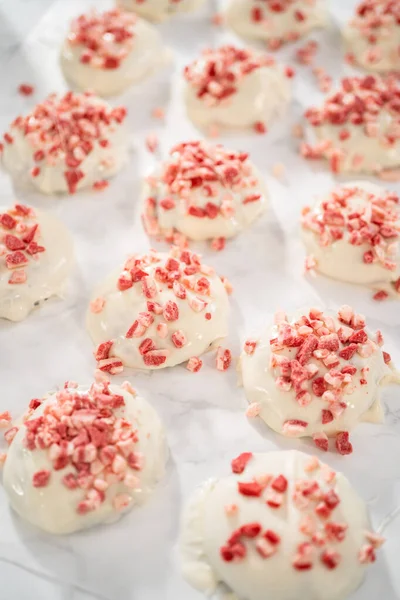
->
211, 12, 224, 26
4, 380, 144, 516
66, 9, 136, 70
142, 140, 265, 249
296, 40, 319, 65
0, 204, 46, 285
232, 452, 253, 474
303, 74, 400, 174
216, 347, 232, 371
186, 356, 203, 372
2, 91, 127, 194
246, 402, 261, 418
0, 412, 12, 428
146, 133, 159, 154
313, 66, 333, 93
183, 45, 276, 120
18, 84, 34, 96
373, 290, 389, 301
218, 452, 382, 571
301, 185, 400, 291
151, 107, 165, 120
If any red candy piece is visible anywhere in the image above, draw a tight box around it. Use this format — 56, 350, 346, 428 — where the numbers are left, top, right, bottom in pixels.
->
238, 481, 263, 497
231, 452, 253, 474
335, 431, 353, 455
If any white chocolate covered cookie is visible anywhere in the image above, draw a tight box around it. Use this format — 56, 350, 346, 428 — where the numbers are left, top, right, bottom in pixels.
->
302, 75, 400, 174
87, 247, 229, 371
61, 9, 167, 96
344, 1, 400, 72
240, 306, 395, 454
301, 181, 400, 292
183, 45, 290, 133
0, 203, 73, 321
142, 140, 268, 246
3, 378, 167, 534
1, 92, 128, 194
180, 450, 383, 600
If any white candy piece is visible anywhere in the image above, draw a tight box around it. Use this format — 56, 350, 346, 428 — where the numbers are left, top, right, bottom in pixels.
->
1, 92, 129, 195
142, 140, 268, 242
226, 0, 326, 44
301, 182, 400, 288
0, 205, 74, 322
240, 308, 393, 439
183, 46, 290, 132
343, 1, 400, 73
117, 0, 205, 22
86, 248, 229, 370
180, 450, 380, 600
60, 9, 168, 97
3, 382, 167, 534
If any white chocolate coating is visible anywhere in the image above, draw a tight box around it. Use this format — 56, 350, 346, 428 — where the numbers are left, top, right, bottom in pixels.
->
86, 249, 229, 370
60, 13, 168, 97
240, 309, 391, 438
180, 450, 375, 600
343, 2, 400, 73
142, 141, 268, 242
117, 0, 205, 22
0, 206, 74, 322
1, 93, 129, 195
183, 48, 290, 131
301, 182, 400, 287
3, 383, 167, 534
226, 0, 326, 44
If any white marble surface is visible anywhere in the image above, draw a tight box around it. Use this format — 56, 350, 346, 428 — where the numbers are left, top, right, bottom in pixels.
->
0, 0, 400, 599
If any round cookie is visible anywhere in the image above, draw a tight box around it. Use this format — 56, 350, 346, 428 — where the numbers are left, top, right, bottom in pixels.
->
0, 203, 74, 321
61, 8, 167, 97
87, 247, 229, 371
183, 45, 290, 133
344, 0, 400, 72
240, 306, 394, 454
1, 91, 128, 194
117, 0, 205, 22
180, 450, 383, 600
142, 140, 268, 245
3, 378, 167, 534
301, 182, 400, 291
302, 74, 400, 174
226, 0, 326, 48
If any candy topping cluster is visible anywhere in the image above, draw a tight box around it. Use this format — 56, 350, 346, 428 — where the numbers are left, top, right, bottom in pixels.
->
4, 380, 143, 515
2, 92, 127, 193
0, 204, 45, 285
220, 452, 383, 569
184, 45, 276, 105
305, 75, 400, 130
67, 9, 136, 70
